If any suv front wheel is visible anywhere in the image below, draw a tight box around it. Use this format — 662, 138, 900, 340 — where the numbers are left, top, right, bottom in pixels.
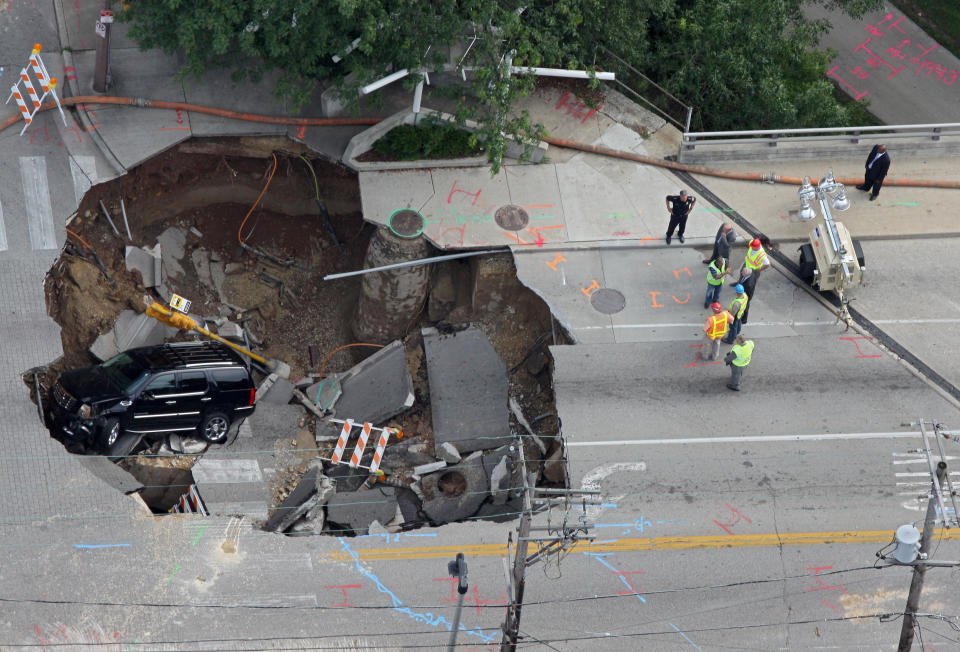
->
200, 411, 231, 443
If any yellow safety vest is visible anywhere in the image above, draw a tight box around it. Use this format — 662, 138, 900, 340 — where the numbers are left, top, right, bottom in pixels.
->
731, 340, 755, 367
707, 312, 730, 339
729, 294, 748, 319
745, 247, 767, 270
707, 259, 726, 286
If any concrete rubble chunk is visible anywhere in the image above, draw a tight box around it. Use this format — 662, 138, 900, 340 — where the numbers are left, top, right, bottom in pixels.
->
167, 433, 209, 455
396, 486, 424, 525
489, 456, 511, 505
378, 439, 436, 471
325, 486, 400, 535
305, 378, 342, 414
419, 451, 489, 523
90, 310, 178, 361
423, 326, 510, 453
313, 340, 414, 439
265, 462, 334, 533
191, 457, 270, 520
124, 244, 161, 288
543, 445, 566, 484
157, 226, 187, 279
413, 460, 447, 477
259, 376, 296, 405
217, 320, 244, 340
437, 441, 461, 464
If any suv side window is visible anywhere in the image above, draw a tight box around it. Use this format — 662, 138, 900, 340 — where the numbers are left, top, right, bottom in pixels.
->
212, 368, 248, 390
179, 371, 208, 394
144, 373, 177, 395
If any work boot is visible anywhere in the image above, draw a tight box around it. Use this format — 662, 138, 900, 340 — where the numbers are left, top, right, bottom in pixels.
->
726, 384, 740, 391
665, 236, 672, 245
678, 235, 685, 243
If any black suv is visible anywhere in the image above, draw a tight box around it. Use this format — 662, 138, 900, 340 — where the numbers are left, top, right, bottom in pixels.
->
47, 342, 256, 457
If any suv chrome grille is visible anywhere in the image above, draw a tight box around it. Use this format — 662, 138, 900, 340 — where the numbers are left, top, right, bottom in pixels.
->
52, 383, 78, 412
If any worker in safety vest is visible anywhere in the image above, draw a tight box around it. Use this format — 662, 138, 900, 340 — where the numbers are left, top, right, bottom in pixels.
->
704, 256, 729, 309
722, 285, 749, 344
724, 335, 755, 391
700, 302, 733, 362
733, 238, 770, 286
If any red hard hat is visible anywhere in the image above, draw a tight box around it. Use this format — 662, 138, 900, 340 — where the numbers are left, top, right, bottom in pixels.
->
711, 302, 722, 312
750, 238, 762, 249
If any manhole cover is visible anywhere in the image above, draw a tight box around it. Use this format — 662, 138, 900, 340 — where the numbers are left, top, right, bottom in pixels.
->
388, 209, 425, 238
590, 288, 626, 314
494, 204, 530, 231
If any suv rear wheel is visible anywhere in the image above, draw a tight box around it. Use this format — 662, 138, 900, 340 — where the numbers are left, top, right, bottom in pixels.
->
101, 418, 121, 449
200, 411, 231, 443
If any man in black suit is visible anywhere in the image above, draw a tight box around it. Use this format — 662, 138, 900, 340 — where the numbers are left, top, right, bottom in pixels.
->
856, 144, 890, 201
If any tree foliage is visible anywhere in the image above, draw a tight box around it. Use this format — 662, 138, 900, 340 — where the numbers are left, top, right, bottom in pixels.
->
119, 0, 882, 169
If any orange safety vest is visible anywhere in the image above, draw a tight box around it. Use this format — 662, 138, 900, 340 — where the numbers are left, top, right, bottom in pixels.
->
707, 312, 730, 339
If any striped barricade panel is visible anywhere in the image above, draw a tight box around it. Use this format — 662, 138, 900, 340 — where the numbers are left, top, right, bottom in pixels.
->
331, 419, 353, 464
349, 422, 373, 468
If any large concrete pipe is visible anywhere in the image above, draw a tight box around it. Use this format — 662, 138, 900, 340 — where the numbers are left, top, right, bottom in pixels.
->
352, 225, 432, 344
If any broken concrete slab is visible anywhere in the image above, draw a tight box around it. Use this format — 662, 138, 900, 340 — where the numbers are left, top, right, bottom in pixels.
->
246, 403, 303, 439
259, 376, 296, 405
304, 378, 342, 414
325, 486, 400, 534
423, 326, 510, 453
191, 247, 229, 303
125, 244, 161, 288
89, 310, 178, 361
191, 457, 270, 520
396, 486, 425, 525
437, 441, 461, 464
157, 226, 187, 279
413, 460, 447, 477
473, 496, 524, 522
314, 340, 414, 439
481, 445, 517, 506
167, 434, 209, 455
378, 439, 436, 471
419, 451, 489, 523
264, 462, 334, 533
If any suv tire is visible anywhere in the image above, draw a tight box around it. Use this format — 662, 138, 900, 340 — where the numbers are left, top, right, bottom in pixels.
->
100, 418, 121, 450
107, 433, 141, 460
200, 411, 231, 443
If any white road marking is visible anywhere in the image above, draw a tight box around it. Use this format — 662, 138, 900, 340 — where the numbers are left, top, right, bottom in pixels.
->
0, 195, 7, 252
20, 156, 56, 250
580, 462, 646, 520
895, 471, 960, 477
575, 318, 960, 331
567, 432, 920, 446
69, 155, 97, 205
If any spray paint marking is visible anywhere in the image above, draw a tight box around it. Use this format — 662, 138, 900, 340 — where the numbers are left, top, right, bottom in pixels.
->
892, 202, 919, 206
685, 343, 722, 368
191, 525, 207, 546
164, 565, 181, 585
324, 584, 362, 607
650, 291, 663, 308
434, 578, 507, 615
669, 622, 702, 650
74, 543, 131, 549
673, 267, 692, 279
584, 553, 646, 603
839, 336, 882, 358
712, 503, 752, 535
338, 538, 496, 643
673, 293, 691, 304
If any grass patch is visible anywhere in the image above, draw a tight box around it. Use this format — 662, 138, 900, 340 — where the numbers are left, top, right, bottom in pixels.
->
832, 84, 883, 126
372, 121, 482, 161
892, 0, 960, 58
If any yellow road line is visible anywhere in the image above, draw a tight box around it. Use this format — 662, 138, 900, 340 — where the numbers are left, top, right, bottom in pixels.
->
320, 529, 960, 562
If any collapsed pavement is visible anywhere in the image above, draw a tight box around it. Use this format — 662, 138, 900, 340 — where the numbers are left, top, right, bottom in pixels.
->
31, 140, 566, 532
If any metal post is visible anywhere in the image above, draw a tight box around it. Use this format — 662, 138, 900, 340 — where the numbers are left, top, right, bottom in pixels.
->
684, 106, 693, 134
501, 439, 532, 652
447, 553, 468, 652
92, 5, 114, 92
898, 461, 947, 651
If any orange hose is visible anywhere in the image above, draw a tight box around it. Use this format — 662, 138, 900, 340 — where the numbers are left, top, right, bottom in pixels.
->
65, 228, 94, 251
237, 152, 278, 243
319, 343, 384, 379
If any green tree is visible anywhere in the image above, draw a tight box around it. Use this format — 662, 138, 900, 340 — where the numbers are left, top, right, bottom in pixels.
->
119, 0, 881, 169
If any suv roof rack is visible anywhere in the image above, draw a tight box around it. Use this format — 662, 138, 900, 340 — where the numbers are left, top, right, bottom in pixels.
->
157, 342, 239, 369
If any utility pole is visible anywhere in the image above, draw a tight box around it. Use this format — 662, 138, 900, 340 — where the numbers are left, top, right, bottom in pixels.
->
500, 438, 598, 651
92, 4, 114, 92
447, 553, 468, 652
898, 461, 947, 651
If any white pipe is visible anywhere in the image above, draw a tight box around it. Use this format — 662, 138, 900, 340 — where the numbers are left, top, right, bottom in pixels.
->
510, 66, 615, 81
685, 122, 960, 138
360, 69, 409, 95
331, 37, 362, 63
412, 79, 423, 113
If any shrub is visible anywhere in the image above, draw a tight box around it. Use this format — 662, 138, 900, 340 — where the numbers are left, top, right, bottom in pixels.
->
372, 120, 483, 160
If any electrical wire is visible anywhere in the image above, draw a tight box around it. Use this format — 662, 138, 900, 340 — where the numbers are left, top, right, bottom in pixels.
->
237, 153, 278, 244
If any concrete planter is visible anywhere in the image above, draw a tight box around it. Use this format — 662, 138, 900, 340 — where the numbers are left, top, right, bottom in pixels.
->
342, 107, 548, 171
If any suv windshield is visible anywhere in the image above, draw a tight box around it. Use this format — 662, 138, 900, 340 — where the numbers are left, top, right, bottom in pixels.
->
100, 353, 149, 392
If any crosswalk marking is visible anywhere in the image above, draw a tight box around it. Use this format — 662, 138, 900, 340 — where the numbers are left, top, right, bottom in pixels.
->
19, 156, 56, 250
69, 155, 97, 205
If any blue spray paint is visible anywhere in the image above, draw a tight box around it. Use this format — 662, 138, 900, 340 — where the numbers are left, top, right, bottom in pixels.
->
339, 538, 496, 643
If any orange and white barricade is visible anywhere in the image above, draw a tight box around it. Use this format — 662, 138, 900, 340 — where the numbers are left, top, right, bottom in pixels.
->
327, 418, 401, 477
5, 44, 67, 135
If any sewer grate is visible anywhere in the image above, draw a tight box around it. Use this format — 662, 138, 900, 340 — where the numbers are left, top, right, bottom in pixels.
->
388, 209, 425, 238
494, 204, 529, 231
590, 288, 626, 314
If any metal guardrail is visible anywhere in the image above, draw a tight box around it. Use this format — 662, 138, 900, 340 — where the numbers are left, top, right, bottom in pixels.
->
594, 46, 694, 131
682, 123, 960, 151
